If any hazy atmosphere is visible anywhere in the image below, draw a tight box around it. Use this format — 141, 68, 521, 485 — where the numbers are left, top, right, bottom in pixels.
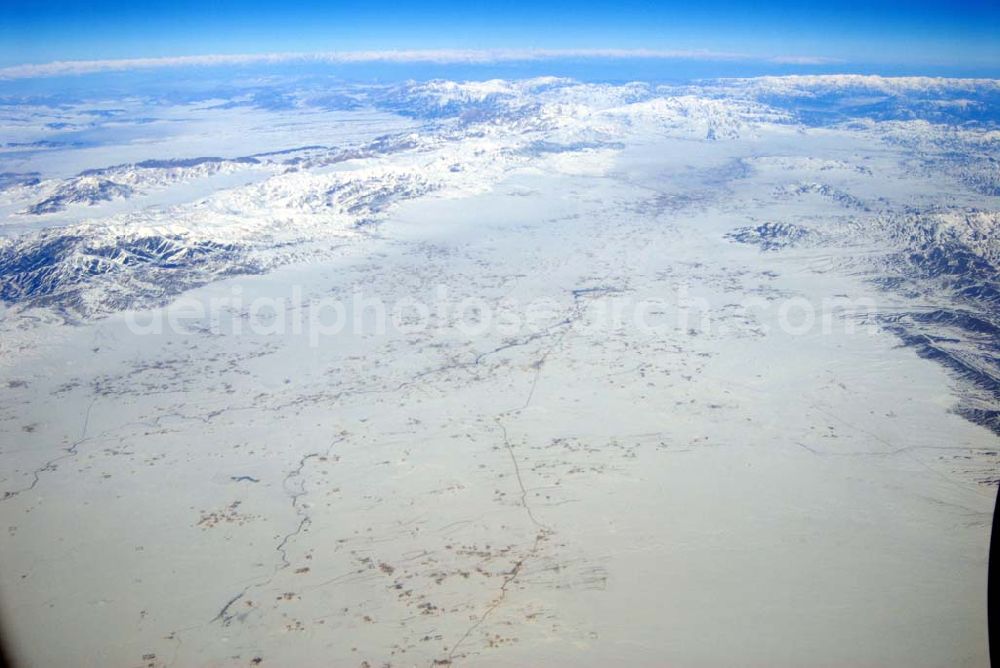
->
1, 2, 998, 667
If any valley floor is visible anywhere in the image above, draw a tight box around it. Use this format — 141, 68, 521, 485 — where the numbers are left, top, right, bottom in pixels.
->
0, 134, 995, 667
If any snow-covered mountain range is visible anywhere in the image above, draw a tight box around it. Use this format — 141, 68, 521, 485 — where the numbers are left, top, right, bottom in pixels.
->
1, 74, 998, 430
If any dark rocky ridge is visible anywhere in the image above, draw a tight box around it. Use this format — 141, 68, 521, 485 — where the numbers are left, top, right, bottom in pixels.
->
0, 231, 260, 318
729, 208, 1000, 436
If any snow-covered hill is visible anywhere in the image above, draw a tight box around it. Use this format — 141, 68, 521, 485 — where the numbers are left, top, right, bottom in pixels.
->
1, 75, 998, 431
0, 79, 796, 317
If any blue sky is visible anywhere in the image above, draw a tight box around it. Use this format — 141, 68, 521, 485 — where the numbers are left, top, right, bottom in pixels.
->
2, 0, 998, 73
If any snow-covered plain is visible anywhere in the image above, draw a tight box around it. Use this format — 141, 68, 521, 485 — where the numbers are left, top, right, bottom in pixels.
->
0, 75, 997, 666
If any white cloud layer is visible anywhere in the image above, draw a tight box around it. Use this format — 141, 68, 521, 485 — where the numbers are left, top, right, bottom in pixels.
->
0, 49, 841, 80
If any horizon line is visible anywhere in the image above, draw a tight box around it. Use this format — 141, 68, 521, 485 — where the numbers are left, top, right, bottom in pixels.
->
0, 48, 844, 80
